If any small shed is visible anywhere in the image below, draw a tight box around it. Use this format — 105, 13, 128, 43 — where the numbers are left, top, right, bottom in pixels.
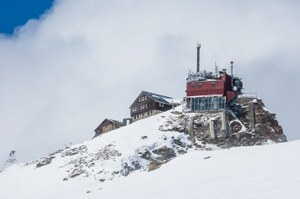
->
94, 119, 123, 137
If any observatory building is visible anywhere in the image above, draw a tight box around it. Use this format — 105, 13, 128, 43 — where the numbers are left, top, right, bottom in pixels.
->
184, 44, 243, 113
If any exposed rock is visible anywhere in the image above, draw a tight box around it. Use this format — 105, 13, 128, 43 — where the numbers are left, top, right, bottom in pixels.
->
61, 145, 87, 157
236, 97, 286, 143
162, 97, 286, 148
121, 162, 135, 176
172, 137, 186, 148
69, 169, 84, 178
62, 143, 121, 179
159, 114, 190, 133
140, 149, 152, 160
148, 162, 163, 171
36, 156, 54, 168
141, 135, 148, 140
93, 144, 121, 161
152, 146, 176, 161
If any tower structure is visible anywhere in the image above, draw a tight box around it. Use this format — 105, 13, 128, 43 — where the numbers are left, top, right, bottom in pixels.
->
1, 151, 17, 171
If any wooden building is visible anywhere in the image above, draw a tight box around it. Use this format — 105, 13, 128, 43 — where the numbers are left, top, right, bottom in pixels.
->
130, 91, 179, 121
94, 119, 123, 137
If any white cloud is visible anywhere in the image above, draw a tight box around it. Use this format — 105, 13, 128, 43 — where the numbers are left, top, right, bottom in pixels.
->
1, 0, 300, 163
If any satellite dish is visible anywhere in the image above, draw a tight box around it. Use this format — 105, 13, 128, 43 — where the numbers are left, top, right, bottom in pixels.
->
232, 86, 237, 91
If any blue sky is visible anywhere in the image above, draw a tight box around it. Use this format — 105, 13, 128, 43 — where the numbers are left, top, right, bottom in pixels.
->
0, 0, 53, 34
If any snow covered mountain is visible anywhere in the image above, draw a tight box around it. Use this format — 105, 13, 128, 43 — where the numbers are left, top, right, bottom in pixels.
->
0, 104, 298, 199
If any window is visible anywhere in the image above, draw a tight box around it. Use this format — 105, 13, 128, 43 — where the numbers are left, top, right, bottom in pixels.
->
211, 82, 216, 87
198, 84, 202, 88
191, 96, 225, 111
159, 103, 165, 107
145, 104, 148, 108
132, 107, 137, 112
191, 84, 195, 88
139, 96, 147, 102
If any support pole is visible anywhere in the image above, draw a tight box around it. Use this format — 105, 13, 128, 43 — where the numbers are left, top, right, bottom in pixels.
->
209, 120, 216, 139
250, 103, 256, 131
221, 111, 228, 138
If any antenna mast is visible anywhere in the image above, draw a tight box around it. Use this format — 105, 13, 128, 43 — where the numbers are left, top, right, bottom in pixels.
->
196, 43, 201, 73
230, 61, 234, 77
215, 62, 218, 77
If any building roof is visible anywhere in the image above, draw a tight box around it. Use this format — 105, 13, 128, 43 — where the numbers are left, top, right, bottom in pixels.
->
143, 91, 173, 104
129, 91, 175, 108
94, 118, 123, 132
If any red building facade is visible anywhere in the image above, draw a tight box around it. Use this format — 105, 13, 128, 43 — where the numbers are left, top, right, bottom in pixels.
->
184, 69, 243, 112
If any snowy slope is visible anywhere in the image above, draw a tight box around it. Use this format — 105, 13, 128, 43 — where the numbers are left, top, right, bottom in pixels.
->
93, 141, 300, 199
0, 106, 299, 199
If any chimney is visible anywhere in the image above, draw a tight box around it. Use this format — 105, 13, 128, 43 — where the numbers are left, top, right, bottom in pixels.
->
123, 118, 132, 126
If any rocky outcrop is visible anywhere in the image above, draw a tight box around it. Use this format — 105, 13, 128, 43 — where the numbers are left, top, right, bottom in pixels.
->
36, 156, 54, 168
160, 97, 287, 148
235, 97, 286, 143
120, 135, 192, 175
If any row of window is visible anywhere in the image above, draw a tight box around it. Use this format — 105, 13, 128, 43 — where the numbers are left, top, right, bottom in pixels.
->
132, 104, 149, 112
187, 96, 225, 111
133, 111, 153, 120
132, 102, 166, 112
191, 82, 216, 88
158, 103, 165, 107
141, 104, 148, 110
139, 96, 147, 102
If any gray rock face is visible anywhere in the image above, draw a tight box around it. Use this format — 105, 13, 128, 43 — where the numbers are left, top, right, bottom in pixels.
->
161, 97, 287, 148
152, 146, 176, 161
36, 157, 54, 168
235, 97, 286, 143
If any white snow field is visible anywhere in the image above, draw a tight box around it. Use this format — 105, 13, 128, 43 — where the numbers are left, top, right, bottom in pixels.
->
0, 106, 299, 199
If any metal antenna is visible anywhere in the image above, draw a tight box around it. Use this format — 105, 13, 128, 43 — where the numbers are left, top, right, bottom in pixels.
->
196, 43, 201, 73
230, 61, 234, 77
215, 62, 218, 77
